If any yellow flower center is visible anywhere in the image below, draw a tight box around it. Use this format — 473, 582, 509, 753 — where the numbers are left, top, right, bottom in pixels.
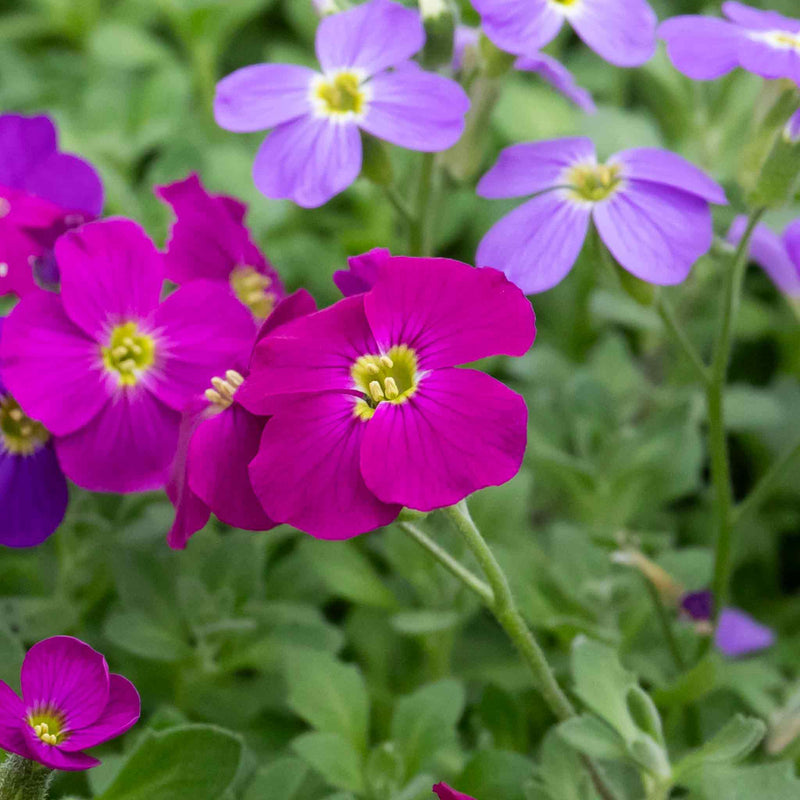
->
757, 30, 800, 51
29, 711, 65, 746
567, 162, 623, 203
102, 322, 155, 387
0, 395, 49, 456
351, 345, 419, 420
313, 71, 368, 118
205, 370, 245, 409
230, 266, 277, 320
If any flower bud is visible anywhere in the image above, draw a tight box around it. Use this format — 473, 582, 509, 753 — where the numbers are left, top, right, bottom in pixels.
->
419, 0, 457, 69
750, 100, 800, 209
311, 0, 350, 18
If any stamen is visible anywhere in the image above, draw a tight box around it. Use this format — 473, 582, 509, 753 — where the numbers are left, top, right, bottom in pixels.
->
205, 370, 245, 409
102, 322, 156, 387
0, 395, 49, 455
0, 262, 8, 278
225, 370, 245, 387
379, 355, 393, 369
384, 377, 399, 400
369, 380, 385, 402
366, 363, 380, 376
205, 388, 224, 405
350, 344, 420, 417
230, 266, 277, 320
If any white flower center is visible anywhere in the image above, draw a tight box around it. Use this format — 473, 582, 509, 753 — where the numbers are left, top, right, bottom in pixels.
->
310, 69, 371, 123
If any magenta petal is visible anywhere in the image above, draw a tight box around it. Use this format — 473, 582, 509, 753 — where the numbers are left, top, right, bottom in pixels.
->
0, 291, 108, 436
568, 0, 656, 67
0, 681, 30, 760
250, 393, 401, 539
659, 17, 743, 80
56, 218, 163, 340
471, 0, 563, 57
593, 181, 712, 285
476, 192, 591, 294
364, 257, 535, 369
361, 369, 527, 511
433, 784, 477, 800
0, 115, 57, 188
477, 138, 595, 199
361, 64, 469, 152
214, 64, 315, 133
253, 288, 318, 346
715, 608, 775, 658
58, 674, 140, 752
25, 153, 103, 218
167, 483, 210, 550
22, 729, 100, 771
729, 217, 800, 297
334, 248, 392, 297
55, 391, 179, 493
21, 637, 109, 731
315, 0, 424, 74
253, 117, 362, 208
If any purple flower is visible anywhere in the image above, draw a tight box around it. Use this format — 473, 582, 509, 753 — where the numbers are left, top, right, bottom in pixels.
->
433, 784, 476, 800
786, 109, 800, 144
333, 247, 391, 296
515, 53, 597, 114
0, 114, 103, 298
156, 174, 285, 321
0, 317, 68, 548
471, 0, 657, 68
237, 256, 534, 539
0, 636, 139, 771
727, 216, 800, 297
214, 0, 469, 208
660, 2, 800, 83
0, 219, 255, 493
167, 290, 317, 549
476, 138, 727, 293
452, 25, 481, 73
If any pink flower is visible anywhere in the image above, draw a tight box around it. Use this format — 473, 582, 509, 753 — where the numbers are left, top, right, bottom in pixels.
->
238, 255, 535, 538
433, 784, 476, 800
0, 636, 139, 771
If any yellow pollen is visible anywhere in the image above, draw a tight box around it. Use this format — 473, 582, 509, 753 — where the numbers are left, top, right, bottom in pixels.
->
205, 370, 244, 409
0, 395, 49, 456
567, 161, 623, 203
102, 322, 155, 387
761, 30, 800, 51
351, 344, 419, 420
314, 71, 367, 117
30, 712, 64, 746
369, 380, 385, 402
384, 377, 399, 400
230, 266, 277, 320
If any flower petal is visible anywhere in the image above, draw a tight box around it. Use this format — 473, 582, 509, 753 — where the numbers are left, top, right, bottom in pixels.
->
515, 53, 596, 114
471, 0, 563, 57
363, 256, 535, 369
477, 138, 595, 199
55, 390, 179, 493
433, 783, 477, 800
728, 217, 800, 297
737, 33, 800, 84
253, 288, 318, 346
250, 392, 401, 538
715, 608, 775, 658
476, 191, 591, 294
0, 290, 108, 436
56, 218, 163, 340
659, 16, 742, 80
167, 482, 210, 551
722, 1, 800, 33
0, 218, 44, 297
58, 674, 139, 752
593, 181, 712, 285
360, 64, 469, 152
0, 447, 68, 548
21, 637, 109, 731
253, 117, 362, 208
315, 0, 424, 74
334, 248, 391, 297
214, 64, 316, 133
0, 115, 56, 189
361, 369, 527, 511
24, 153, 103, 218
22, 730, 100, 771
0, 681, 31, 760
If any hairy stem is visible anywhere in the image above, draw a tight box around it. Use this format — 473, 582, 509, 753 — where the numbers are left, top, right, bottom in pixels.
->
0, 755, 52, 800
656, 295, 710, 387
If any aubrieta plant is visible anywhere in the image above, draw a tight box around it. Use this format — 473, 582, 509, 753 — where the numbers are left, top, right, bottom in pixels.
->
1, 0, 800, 799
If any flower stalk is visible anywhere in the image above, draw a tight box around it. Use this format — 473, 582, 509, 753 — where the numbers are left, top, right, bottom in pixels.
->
0, 755, 52, 800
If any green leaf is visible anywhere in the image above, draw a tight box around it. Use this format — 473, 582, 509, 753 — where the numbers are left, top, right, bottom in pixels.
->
458, 750, 535, 800
97, 725, 242, 800
103, 610, 189, 663
89, 22, 171, 69
391, 610, 461, 636
284, 649, 370, 753
685, 761, 800, 800
531, 730, 599, 800
292, 732, 365, 794
674, 716, 766, 780
558, 715, 629, 762
243, 757, 309, 800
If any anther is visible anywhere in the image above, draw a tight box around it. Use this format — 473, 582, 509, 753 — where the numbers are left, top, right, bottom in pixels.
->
8, 408, 23, 422
205, 388, 224, 405
366, 363, 380, 376
34, 724, 43, 736
384, 377, 399, 400
211, 376, 235, 401
225, 370, 245, 387
119, 359, 137, 372
369, 381, 385, 402
379, 355, 393, 369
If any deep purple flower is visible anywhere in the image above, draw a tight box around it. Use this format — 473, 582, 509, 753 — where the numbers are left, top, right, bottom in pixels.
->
472, 0, 657, 68
476, 138, 727, 293
237, 256, 534, 539
727, 216, 800, 297
660, 2, 800, 83
156, 174, 285, 321
0, 114, 103, 298
0, 219, 254, 493
214, 0, 469, 208
167, 290, 317, 549
515, 53, 597, 114
0, 317, 68, 548
433, 784, 476, 800
333, 247, 391, 296
0, 636, 139, 771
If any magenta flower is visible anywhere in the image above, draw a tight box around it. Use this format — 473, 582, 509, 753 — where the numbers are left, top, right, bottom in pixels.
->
0, 218, 255, 493
471, 0, 657, 68
476, 138, 727, 293
0, 114, 103, 298
0, 636, 139, 771
727, 216, 800, 297
0, 318, 68, 548
433, 784, 476, 800
237, 256, 534, 538
660, 2, 800, 83
156, 174, 285, 321
214, 0, 469, 208
168, 290, 317, 549
333, 247, 391, 296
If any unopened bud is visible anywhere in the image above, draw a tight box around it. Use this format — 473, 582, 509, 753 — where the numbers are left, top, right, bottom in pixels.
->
311, 0, 349, 17
750, 100, 800, 208
419, 0, 457, 70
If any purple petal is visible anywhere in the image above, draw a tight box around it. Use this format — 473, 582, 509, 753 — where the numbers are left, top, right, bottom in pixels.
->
55, 390, 179, 493
0, 291, 109, 436
250, 392, 401, 538
0, 681, 30, 760
360, 64, 469, 152
24, 153, 103, 218
0, 220, 45, 297
0, 446, 68, 548
715, 608, 775, 658
22, 729, 100, 771
477, 138, 595, 199
476, 191, 591, 294
593, 181, 713, 285
722, 1, 800, 33
21, 637, 109, 731
471, 0, 563, 57
56, 218, 163, 340
361, 369, 527, 511
253, 116, 362, 208
659, 17, 743, 80
568, 0, 657, 67
613, 148, 727, 205
515, 53, 596, 114
58, 674, 139, 752
736, 34, 800, 84
315, 0, 424, 74
681, 590, 714, 622
334, 248, 392, 297
433, 783, 477, 800
214, 64, 316, 133
253, 288, 318, 346
363, 256, 535, 369
0, 115, 57, 189
167, 482, 210, 550
728, 217, 800, 297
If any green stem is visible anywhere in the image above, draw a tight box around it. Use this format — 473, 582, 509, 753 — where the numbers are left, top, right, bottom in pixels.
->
0, 755, 52, 800
656, 295, 710, 387
383, 184, 416, 228
707, 207, 765, 620
409, 153, 436, 256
